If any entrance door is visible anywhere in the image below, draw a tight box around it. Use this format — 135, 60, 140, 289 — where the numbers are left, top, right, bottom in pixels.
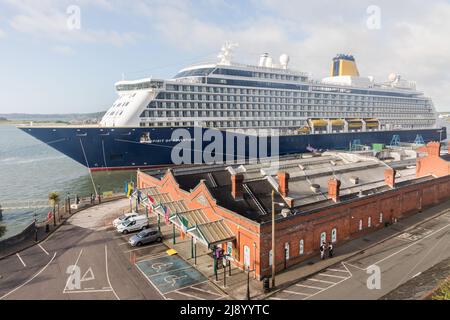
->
243, 245, 250, 269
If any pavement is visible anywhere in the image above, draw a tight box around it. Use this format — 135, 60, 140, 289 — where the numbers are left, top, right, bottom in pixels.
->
264, 200, 450, 300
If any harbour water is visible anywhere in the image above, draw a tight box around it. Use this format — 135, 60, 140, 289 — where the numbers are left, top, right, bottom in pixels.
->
0, 125, 136, 239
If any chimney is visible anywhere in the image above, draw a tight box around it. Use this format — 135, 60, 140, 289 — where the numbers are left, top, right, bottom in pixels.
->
231, 174, 244, 200
426, 141, 441, 158
384, 168, 396, 188
277, 172, 290, 197
328, 178, 341, 202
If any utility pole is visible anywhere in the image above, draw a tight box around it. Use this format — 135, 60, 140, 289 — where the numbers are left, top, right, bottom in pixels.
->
271, 189, 276, 288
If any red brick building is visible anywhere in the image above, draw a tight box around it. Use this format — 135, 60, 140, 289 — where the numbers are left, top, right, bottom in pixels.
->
137, 143, 450, 280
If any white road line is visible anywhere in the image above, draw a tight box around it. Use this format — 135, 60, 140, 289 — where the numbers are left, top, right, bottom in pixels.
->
1, 252, 57, 300
135, 252, 167, 262
38, 244, 49, 256
64, 289, 113, 294
16, 253, 26, 267
283, 290, 310, 296
327, 268, 348, 273
370, 223, 450, 268
174, 290, 206, 300
412, 272, 422, 278
295, 284, 323, 290
319, 273, 348, 279
308, 278, 335, 285
268, 297, 285, 300
134, 264, 167, 300
123, 243, 163, 253
63, 249, 84, 293
105, 245, 120, 300
304, 276, 351, 300
189, 285, 222, 296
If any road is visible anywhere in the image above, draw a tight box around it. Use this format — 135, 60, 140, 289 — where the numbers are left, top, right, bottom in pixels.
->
269, 210, 450, 300
0, 199, 163, 300
0, 199, 229, 300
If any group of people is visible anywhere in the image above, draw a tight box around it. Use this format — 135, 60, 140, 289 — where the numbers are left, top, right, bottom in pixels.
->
319, 241, 334, 260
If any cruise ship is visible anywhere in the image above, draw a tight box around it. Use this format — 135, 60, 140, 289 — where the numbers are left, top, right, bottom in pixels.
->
20, 43, 446, 171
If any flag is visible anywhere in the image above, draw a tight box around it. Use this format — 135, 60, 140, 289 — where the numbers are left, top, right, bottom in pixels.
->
147, 193, 155, 204
163, 205, 170, 224
127, 183, 133, 198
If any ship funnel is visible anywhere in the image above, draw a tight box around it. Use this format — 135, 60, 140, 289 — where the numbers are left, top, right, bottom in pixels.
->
259, 53, 269, 67
331, 54, 359, 77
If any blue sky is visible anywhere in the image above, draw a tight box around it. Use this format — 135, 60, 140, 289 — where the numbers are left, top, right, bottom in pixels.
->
0, 0, 449, 114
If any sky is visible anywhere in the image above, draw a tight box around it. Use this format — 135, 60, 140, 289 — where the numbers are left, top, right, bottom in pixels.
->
0, 0, 449, 114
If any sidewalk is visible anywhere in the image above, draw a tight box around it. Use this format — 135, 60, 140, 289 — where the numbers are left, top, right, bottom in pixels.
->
262, 199, 450, 299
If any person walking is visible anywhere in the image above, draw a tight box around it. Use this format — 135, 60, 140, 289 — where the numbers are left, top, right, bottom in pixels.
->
328, 242, 334, 258
320, 242, 325, 260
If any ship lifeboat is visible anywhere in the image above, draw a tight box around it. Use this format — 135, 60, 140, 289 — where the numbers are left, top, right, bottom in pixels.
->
347, 119, 363, 128
331, 119, 345, 127
308, 119, 328, 127
364, 118, 379, 128
296, 126, 311, 134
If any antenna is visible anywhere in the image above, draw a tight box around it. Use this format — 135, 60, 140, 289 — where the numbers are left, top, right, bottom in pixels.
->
217, 41, 239, 65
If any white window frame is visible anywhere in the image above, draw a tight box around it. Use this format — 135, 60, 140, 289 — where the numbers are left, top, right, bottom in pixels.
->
359, 219, 363, 231
299, 239, 304, 255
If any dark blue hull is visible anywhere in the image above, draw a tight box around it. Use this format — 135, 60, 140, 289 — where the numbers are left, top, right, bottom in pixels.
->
19, 126, 447, 171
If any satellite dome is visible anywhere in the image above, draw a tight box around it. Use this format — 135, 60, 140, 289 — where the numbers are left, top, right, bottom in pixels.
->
388, 73, 398, 82
279, 54, 290, 68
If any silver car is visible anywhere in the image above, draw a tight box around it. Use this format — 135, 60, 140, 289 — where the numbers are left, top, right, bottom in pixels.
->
128, 228, 163, 247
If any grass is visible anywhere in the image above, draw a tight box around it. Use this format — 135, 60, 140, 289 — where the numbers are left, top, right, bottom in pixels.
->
432, 277, 450, 300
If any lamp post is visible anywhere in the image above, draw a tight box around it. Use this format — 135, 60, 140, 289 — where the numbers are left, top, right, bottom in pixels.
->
271, 189, 285, 289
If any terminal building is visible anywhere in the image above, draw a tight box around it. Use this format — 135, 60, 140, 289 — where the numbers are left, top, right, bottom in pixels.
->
135, 142, 450, 280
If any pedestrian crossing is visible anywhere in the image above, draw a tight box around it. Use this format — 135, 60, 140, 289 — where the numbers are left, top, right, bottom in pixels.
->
268, 262, 352, 300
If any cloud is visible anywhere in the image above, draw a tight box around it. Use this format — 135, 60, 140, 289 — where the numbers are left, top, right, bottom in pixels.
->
51, 45, 75, 56
5, 0, 141, 46
0, 28, 5, 38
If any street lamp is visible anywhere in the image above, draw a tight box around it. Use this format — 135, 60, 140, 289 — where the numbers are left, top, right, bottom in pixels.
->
271, 189, 285, 289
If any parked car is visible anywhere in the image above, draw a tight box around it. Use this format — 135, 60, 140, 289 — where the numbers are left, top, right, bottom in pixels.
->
116, 216, 149, 234
128, 228, 163, 247
112, 212, 139, 228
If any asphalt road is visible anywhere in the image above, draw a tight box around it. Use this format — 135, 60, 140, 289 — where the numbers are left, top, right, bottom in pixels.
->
0, 199, 164, 300
269, 210, 450, 300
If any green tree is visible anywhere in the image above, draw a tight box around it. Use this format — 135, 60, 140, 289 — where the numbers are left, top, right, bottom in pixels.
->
0, 224, 6, 238
48, 192, 60, 227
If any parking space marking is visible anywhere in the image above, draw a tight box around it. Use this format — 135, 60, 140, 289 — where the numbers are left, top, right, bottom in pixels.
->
38, 244, 49, 256
189, 285, 222, 296
284, 290, 310, 296
308, 278, 336, 285
123, 243, 163, 253
327, 268, 348, 273
105, 245, 120, 300
295, 284, 322, 290
16, 253, 26, 267
174, 290, 206, 300
318, 273, 347, 279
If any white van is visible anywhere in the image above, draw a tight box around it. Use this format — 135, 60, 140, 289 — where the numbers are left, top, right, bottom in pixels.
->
112, 212, 139, 228
116, 215, 149, 234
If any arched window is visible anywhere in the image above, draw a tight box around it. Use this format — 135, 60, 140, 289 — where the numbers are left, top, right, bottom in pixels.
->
331, 228, 337, 243
359, 219, 363, 231
284, 242, 290, 260
368, 217, 372, 228
320, 232, 327, 245
299, 239, 304, 255
269, 249, 273, 266
379, 212, 383, 223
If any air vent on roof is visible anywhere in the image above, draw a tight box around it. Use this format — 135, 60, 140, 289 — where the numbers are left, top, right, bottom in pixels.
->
299, 164, 305, 170
350, 176, 359, 185
310, 184, 321, 193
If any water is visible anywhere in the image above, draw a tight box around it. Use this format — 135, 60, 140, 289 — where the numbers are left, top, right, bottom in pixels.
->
0, 125, 136, 239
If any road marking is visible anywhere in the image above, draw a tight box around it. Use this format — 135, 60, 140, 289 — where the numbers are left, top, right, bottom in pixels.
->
370, 223, 450, 268
295, 284, 323, 290
327, 268, 348, 273
174, 290, 206, 300
1, 252, 57, 300
38, 244, 50, 256
105, 245, 120, 300
284, 290, 310, 296
412, 272, 422, 278
319, 273, 348, 279
304, 263, 352, 300
63, 289, 113, 294
308, 278, 335, 285
16, 253, 26, 267
190, 285, 222, 296
123, 243, 163, 253
134, 263, 167, 299
268, 297, 285, 300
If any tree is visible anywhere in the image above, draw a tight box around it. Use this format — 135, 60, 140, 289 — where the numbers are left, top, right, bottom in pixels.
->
0, 224, 6, 238
48, 192, 60, 227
